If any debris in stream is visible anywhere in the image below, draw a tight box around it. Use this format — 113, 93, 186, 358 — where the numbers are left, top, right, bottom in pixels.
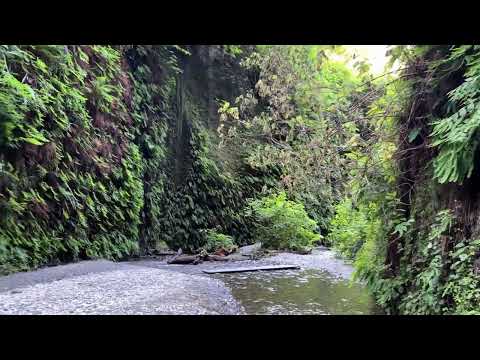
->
167, 247, 233, 265
166, 243, 266, 265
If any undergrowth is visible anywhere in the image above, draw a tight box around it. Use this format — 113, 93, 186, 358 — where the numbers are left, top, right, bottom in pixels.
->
248, 192, 321, 252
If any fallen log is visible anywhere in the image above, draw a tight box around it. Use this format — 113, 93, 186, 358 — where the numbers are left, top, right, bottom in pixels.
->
167, 255, 202, 265
202, 264, 300, 274
167, 253, 230, 264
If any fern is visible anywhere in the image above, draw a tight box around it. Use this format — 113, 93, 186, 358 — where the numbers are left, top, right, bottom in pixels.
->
431, 45, 480, 184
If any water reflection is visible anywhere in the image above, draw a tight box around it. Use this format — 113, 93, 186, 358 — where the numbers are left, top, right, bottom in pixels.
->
215, 269, 380, 315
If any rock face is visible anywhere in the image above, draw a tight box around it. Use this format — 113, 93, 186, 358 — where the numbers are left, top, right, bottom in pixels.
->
150, 45, 257, 252
171, 45, 253, 185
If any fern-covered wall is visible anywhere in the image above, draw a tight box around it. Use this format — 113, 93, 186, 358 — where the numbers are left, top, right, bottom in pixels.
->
0, 45, 260, 274
377, 45, 480, 314
0, 45, 145, 274
130, 44, 259, 253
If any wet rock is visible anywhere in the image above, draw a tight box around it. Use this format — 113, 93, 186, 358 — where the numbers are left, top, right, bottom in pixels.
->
238, 242, 262, 256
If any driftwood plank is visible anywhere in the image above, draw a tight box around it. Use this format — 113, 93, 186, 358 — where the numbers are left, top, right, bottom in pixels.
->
202, 265, 300, 274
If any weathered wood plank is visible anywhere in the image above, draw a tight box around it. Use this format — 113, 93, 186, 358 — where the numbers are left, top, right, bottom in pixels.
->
202, 265, 300, 274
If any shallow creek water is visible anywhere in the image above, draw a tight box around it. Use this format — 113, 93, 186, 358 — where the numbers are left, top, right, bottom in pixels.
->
213, 268, 379, 315
142, 246, 381, 315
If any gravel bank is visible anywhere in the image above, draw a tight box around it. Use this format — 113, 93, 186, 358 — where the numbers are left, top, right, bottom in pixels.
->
0, 261, 243, 315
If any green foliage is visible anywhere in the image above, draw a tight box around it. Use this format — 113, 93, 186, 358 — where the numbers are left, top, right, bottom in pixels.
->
218, 45, 359, 232
443, 238, 480, 314
322, 45, 435, 313
374, 46, 480, 314
0, 45, 142, 274
327, 198, 381, 260
396, 210, 453, 314
156, 117, 255, 252
4, 43, 479, 317
221, 44, 480, 315
385, 45, 430, 71
0, 70, 47, 146
130, 46, 260, 253
200, 228, 236, 253
248, 192, 321, 251
127, 45, 181, 251
431, 45, 480, 184
223, 45, 243, 58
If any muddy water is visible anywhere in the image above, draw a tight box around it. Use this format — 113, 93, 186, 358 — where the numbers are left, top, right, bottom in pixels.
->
211, 248, 381, 315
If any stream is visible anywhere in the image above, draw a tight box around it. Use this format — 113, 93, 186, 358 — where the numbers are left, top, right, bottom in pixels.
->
133, 246, 381, 315
214, 248, 380, 315
0, 246, 381, 315
214, 268, 378, 315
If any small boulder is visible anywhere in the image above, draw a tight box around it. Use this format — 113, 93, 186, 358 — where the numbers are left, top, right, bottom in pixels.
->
238, 242, 262, 256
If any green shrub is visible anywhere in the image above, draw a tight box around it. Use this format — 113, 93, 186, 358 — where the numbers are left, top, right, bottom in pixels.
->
248, 192, 321, 251
200, 229, 237, 253
327, 198, 380, 259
